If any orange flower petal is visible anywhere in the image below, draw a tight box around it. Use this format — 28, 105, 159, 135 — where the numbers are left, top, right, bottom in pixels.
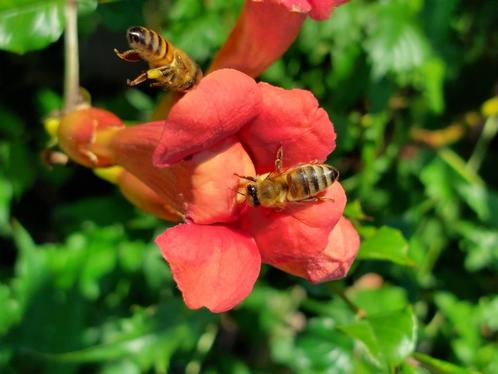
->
241, 182, 346, 264
208, 1, 306, 77
117, 170, 184, 222
274, 216, 360, 282
183, 138, 255, 224
153, 69, 261, 167
308, 0, 350, 20
156, 223, 261, 313
103, 124, 254, 224
275, 0, 312, 13
239, 82, 336, 173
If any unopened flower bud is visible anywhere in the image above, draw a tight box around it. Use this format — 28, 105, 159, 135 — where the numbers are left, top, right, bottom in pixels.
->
58, 107, 124, 167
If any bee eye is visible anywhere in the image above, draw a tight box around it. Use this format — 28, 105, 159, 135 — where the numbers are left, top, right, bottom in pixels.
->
127, 27, 144, 44
246, 184, 260, 206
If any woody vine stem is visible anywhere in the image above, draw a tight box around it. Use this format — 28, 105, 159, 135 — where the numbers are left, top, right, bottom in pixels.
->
63, 0, 80, 113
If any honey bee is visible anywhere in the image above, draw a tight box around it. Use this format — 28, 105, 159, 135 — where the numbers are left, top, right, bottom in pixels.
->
237, 147, 339, 208
114, 26, 202, 92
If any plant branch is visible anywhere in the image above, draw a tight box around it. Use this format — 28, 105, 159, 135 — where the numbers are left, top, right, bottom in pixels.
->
63, 0, 80, 113
467, 115, 498, 172
328, 283, 366, 317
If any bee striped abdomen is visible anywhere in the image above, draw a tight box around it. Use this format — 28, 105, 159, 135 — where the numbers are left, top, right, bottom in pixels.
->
286, 164, 339, 201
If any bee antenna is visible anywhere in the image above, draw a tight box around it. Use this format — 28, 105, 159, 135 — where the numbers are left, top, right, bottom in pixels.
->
228, 184, 246, 197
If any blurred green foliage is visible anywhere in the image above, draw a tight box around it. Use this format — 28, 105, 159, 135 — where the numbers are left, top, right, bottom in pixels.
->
0, 0, 497, 373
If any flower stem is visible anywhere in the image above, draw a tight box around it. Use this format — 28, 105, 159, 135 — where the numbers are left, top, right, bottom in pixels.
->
438, 148, 485, 186
328, 283, 366, 318
63, 0, 80, 113
467, 115, 498, 172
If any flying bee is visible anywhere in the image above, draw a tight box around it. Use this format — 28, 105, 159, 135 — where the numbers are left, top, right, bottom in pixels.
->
114, 26, 202, 92
237, 147, 339, 208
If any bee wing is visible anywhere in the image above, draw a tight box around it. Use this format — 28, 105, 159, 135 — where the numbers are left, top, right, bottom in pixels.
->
263, 167, 288, 182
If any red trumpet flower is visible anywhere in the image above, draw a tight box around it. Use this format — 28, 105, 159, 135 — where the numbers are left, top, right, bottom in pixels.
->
57, 69, 359, 312
150, 69, 360, 312
209, 0, 351, 77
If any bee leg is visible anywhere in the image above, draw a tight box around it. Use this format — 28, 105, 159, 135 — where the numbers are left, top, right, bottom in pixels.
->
315, 196, 335, 203
234, 173, 256, 182
147, 67, 177, 88
126, 72, 149, 86
292, 196, 335, 204
146, 66, 173, 80
275, 145, 284, 172
114, 49, 142, 62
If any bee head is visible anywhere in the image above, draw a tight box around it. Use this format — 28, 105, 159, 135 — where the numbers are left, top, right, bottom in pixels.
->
127, 26, 146, 46
246, 184, 260, 207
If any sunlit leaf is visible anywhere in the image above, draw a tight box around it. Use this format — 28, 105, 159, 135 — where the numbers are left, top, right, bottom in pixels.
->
339, 306, 417, 370
350, 286, 409, 315
0, 1, 64, 54
455, 221, 498, 271
357, 226, 414, 266
0, 0, 97, 54
364, 1, 429, 78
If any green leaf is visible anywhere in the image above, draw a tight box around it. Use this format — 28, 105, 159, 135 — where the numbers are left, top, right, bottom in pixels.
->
417, 57, 445, 113
364, 1, 430, 78
0, 1, 65, 54
0, 107, 35, 201
455, 221, 498, 272
0, 174, 13, 234
350, 286, 409, 315
30, 302, 217, 372
420, 157, 460, 221
0, 285, 21, 336
272, 317, 354, 374
0, 0, 97, 54
478, 295, 498, 332
434, 293, 481, 365
344, 199, 370, 221
339, 306, 417, 370
357, 226, 415, 266
412, 352, 477, 374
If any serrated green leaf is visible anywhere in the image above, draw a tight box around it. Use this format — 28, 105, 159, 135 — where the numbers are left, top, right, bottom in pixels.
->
357, 226, 415, 266
365, 1, 429, 78
339, 306, 417, 370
